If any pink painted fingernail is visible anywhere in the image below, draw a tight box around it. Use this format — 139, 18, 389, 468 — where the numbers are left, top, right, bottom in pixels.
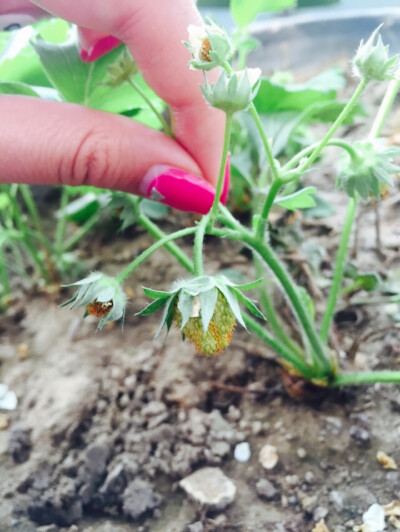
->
220, 154, 231, 205
79, 30, 121, 62
140, 163, 229, 215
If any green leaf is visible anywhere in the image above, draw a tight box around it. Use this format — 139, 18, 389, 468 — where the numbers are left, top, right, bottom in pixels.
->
303, 194, 336, 218
231, 0, 296, 28
31, 37, 92, 104
0, 193, 10, 210
107, 192, 138, 231
140, 199, 169, 220
253, 68, 344, 113
275, 186, 316, 210
0, 81, 40, 97
297, 286, 315, 322
57, 192, 105, 224
355, 273, 380, 292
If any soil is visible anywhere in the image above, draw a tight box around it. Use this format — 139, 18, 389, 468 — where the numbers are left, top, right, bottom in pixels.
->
1, 53, 400, 532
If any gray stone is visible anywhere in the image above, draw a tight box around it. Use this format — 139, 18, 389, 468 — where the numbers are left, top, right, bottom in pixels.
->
122, 479, 162, 520
179, 467, 236, 510
187, 522, 204, 532
349, 425, 370, 446
330, 490, 344, 511
8, 422, 32, 463
256, 478, 278, 501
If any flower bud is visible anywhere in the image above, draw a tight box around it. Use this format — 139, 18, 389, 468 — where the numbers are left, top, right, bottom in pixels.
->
106, 48, 138, 87
336, 139, 400, 199
352, 25, 399, 82
201, 67, 261, 114
184, 18, 233, 71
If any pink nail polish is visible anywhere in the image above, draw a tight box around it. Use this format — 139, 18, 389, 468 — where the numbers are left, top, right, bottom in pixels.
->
220, 154, 231, 205
141, 161, 231, 215
79, 34, 121, 63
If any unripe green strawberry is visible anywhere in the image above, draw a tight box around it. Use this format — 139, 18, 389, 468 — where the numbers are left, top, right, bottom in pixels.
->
174, 290, 236, 356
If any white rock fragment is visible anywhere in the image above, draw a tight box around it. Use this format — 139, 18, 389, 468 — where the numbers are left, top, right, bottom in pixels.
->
362, 503, 385, 532
0, 384, 17, 411
234, 442, 251, 463
259, 443, 279, 470
179, 467, 236, 510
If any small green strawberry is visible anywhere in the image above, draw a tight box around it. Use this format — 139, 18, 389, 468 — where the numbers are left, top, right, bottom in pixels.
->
138, 275, 265, 356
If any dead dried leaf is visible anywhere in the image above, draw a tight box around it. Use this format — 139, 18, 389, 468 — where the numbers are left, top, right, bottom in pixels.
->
312, 520, 330, 532
383, 500, 400, 517
389, 515, 400, 530
17, 343, 28, 360
377, 450, 397, 470
0, 413, 9, 430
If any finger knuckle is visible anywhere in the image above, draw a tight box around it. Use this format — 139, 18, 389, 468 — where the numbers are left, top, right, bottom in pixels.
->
60, 128, 112, 188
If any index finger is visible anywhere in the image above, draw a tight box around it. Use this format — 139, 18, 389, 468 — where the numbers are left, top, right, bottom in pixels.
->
30, 0, 226, 187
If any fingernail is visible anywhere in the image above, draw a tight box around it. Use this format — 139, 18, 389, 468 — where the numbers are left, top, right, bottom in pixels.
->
79, 32, 121, 62
220, 154, 231, 205
141, 166, 217, 215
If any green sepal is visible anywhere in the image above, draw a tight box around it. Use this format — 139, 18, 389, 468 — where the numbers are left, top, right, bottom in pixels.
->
137, 297, 171, 316
199, 287, 218, 332
154, 294, 178, 339
215, 281, 246, 328
225, 278, 263, 291
231, 288, 266, 320
142, 287, 173, 300
178, 291, 195, 329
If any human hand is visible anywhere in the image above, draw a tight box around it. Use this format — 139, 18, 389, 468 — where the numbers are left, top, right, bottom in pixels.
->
0, 0, 228, 214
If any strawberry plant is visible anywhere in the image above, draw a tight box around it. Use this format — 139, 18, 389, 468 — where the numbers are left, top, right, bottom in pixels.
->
2, 5, 400, 389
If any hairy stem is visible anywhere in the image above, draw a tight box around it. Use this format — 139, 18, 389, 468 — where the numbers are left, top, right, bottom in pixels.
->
243, 313, 314, 378
332, 371, 400, 387
320, 196, 357, 343
116, 227, 197, 283
208, 113, 232, 227
127, 78, 172, 137
243, 232, 332, 378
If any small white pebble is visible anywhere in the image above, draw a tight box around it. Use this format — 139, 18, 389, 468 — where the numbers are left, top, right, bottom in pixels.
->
259, 444, 279, 470
362, 503, 385, 532
234, 442, 251, 463
297, 447, 307, 459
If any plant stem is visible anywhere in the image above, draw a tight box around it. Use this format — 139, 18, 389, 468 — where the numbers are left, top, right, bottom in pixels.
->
8, 194, 52, 283
298, 79, 368, 175
249, 102, 280, 182
208, 113, 232, 227
243, 232, 332, 378
193, 215, 209, 276
63, 212, 99, 252
19, 185, 43, 235
243, 313, 314, 378
137, 212, 194, 274
116, 227, 197, 283
0, 245, 10, 296
320, 196, 357, 343
332, 371, 400, 387
55, 187, 69, 256
283, 139, 359, 173
254, 257, 304, 358
368, 78, 400, 139
255, 178, 283, 240
127, 78, 172, 137
320, 79, 400, 345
